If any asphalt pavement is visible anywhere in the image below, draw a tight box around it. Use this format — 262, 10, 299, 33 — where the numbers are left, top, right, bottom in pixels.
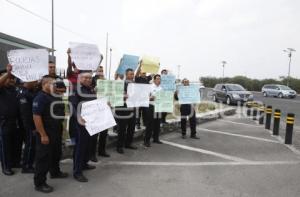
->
1, 111, 300, 197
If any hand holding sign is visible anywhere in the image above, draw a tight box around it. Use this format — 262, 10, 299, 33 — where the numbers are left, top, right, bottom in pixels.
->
69, 42, 102, 71
7, 49, 48, 82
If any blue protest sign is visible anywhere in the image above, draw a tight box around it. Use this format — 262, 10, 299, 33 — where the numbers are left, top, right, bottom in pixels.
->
161, 75, 176, 91
178, 85, 201, 104
116, 54, 139, 75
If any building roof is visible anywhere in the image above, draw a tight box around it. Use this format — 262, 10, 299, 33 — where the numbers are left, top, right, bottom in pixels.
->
0, 32, 53, 51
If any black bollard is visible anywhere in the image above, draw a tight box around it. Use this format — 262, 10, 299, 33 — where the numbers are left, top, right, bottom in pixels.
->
273, 109, 281, 136
285, 113, 295, 144
252, 102, 258, 120
265, 106, 272, 130
247, 102, 252, 117
259, 105, 265, 125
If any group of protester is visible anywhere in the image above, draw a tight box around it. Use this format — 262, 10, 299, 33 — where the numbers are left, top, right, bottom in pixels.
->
0, 49, 199, 193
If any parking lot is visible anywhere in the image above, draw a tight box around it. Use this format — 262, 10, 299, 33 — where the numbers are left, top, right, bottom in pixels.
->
1, 109, 300, 197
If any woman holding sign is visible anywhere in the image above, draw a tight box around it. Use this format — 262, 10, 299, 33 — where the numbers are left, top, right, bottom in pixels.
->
175, 79, 199, 139
144, 74, 163, 147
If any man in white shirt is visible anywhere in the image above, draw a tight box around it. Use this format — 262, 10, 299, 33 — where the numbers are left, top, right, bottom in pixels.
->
144, 74, 163, 147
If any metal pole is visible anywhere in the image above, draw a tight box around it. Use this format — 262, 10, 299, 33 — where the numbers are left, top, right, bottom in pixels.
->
105, 32, 108, 78
51, 0, 54, 56
287, 52, 292, 86
109, 48, 112, 80
221, 61, 226, 83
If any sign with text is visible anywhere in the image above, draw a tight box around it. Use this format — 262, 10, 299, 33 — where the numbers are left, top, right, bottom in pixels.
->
69, 42, 101, 71
7, 49, 48, 82
140, 56, 160, 74
154, 91, 174, 112
81, 98, 116, 136
126, 83, 152, 107
96, 80, 124, 107
161, 74, 176, 91
177, 85, 201, 104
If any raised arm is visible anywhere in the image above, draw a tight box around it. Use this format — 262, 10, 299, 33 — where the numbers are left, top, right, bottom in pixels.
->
67, 48, 73, 77
135, 61, 142, 77
0, 64, 12, 88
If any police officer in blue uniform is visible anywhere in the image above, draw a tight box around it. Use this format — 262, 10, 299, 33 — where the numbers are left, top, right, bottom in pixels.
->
73, 71, 96, 183
17, 80, 39, 173
33, 76, 68, 193
0, 64, 19, 176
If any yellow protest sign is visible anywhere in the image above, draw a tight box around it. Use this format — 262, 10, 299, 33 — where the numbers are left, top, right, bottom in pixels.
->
141, 56, 160, 74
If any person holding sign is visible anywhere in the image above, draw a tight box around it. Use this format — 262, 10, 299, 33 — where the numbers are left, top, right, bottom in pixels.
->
67, 48, 80, 146
144, 74, 163, 147
72, 71, 97, 182
160, 69, 171, 124
0, 64, 19, 176
175, 79, 199, 139
134, 63, 152, 130
114, 68, 137, 154
90, 66, 110, 159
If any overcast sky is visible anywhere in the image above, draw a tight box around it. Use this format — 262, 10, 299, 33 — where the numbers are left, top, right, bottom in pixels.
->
0, 0, 299, 80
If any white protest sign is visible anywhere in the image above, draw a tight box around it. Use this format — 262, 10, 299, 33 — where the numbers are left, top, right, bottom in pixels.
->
81, 98, 116, 136
69, 42, 101, 71
126, 83, 152, 108
7, 49, 48, 82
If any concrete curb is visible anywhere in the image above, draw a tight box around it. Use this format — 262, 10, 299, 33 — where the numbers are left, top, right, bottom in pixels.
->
62, 107, 237, 159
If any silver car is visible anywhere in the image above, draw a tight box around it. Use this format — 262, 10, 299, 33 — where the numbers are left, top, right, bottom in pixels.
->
262, 84, 297, 98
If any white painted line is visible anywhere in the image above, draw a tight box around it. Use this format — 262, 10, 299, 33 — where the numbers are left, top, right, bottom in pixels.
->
102, 161, 300, 167
219, 119, 262, 128
199, 127, 281, 144
161, 140, 249, 162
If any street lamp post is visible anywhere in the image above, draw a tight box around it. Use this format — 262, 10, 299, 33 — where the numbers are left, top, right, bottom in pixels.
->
109, 48, 112, 80
221, 61, 227, 82
283, 48, 296, 86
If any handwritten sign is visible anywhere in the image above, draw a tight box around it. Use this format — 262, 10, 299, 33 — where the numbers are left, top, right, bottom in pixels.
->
126, 83, 152, 107
154, 91, 174, 112
7, 49, 48, 82
96, 80, 124, 107
81, 98, 116, 136
116, 54, 139, 75
141, 56, 160, 74
178, 85, 201, 104
161, 75, 176, 91
69, 42, 102, 70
